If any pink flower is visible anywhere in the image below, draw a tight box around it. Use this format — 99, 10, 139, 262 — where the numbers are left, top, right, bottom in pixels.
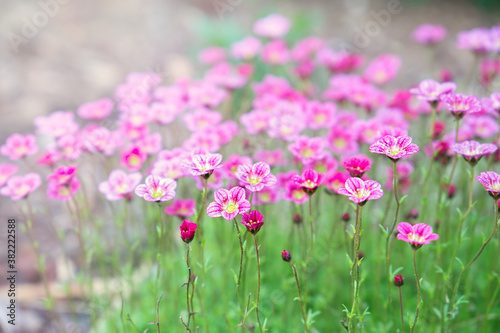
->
120, 146, 147, 171
261, 40, 290, 65
136, 133, 163, 155
317, 49, 364, 73
1, 134, 38, 160
324, 171, 349, 194
183, 108, 223, 132
77, 98, 114, 120
179, 220, 198, 243
165, 199, 196, 218
369, 135, 419, 160
253, 14, 290, 39
240, 110, 270, 135
409, 79, 456, 103
241, 210, 264, 235
305, 101, 336, 130
151, 159, 186, 180
182, 153, 223, 178
396, 222, 439, 249
206, 187, 251, 220
456, 27, 492, 54
47, 165, 77, 185
343, 155, 372, 178
98, 170, 142, 201
327, 126, 359, 155
451, 140, 497, 166
293, 169, 323, 195
0, 164, 18, 187
338, 177, 384, 205
288, 136, 326, 165
441, 93, 482, 119
284, 181, 308, 204
0, 173, 41, 200
81, 126, 122, 156
57, 134, 82, 161
223, 155, 253, 178
412, 24, 446, 45
34, 111, 79, 138
254, 150, 286, 167
47, 178, 80, 201
134, 175, 177, 202
231, 36, 261, 60
235, 162, 277, 192
475, 171, 500, 199
198, 47, 226, 65
363, 54, 401, 85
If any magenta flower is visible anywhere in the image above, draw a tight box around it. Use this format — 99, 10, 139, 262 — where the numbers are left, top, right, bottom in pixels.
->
134, 175, 177, 202
47, 178, 81, 201
34, 111, 79, 138
338, 177, 384, 205
396, 222, 439, 249
47, 165, 77, 185
293, 169, 323, 195
0, 173, 41, 200
98, 170, 142, 201
343, 155, 372, 178
0, 134, 38, 160
179, 220, 198, 243
412, 24, 447, 45
165, 199, 196, 218
0, 164, 18, 187
441, 93, 482, 119
77, 98, 114, 120
121, 146, 147, 171
476, 171, 500, 199
288, 136, 326, 165
182, 153, 223, 178
369, 135, 420, 160
281, 250, 292, 262
451, 140, 497, 166
253, 14, 290, 39
206, 187, 251, 220
409, 79, 456, 102
240, 210, 264, 235
235, 162, 277, 192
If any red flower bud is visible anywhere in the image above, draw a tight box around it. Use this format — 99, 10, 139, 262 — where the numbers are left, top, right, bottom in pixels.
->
180, 220, 198, 243
281, 250, 291, 262
394, 274, 404, 287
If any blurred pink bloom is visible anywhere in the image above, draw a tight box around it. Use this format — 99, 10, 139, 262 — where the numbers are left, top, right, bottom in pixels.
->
136, 133, 163, 155
441, 93, 482, 119
291, 37, 324, 62
386, 162, 414, 193
47, 178, 80, 201
293, 60, 316, 80
0, 164, 18, 187
223, 154, 253, 178
165, 199, 196, 218
309, 153, 338, 176
240, 110, 270, 135
293, 169, 323, 195
183, 129, 221, 153
456, 27, 492, 54
317, 49, 364, 73
338, 177, 383, 205
47, 165, 77, 185
183, 108, 223, 132
241, 210, 264, 234
0, 173, 41, 200
231, 36, 261, 60
369, 135, 419, 160
343, 155, 372, 178
57, 134, 83, 160
236, 162, 277, 192
119, 122, 149, 141
261, 40, 290, 65
284, 181, 308, 204
255, 187, 280, 205
363, 54, 401, 85
254, 150, 286, 167
98, 170, 142, 201
476, 171, 500, 199
327, 126, 359, 155
199, 47, 226, 65
479, 59, 500, 87
1, 134, 38, 160
464, 115, 499, 139
451, 140, 497, 166
253, 14, 290, 39
188, 82, 227, 109
305, 101, 336, 130
409, 79, 456, 102
34, 111, 79, 138
288, 136, 326, 165
151, 159, 185, 180
323, 171, 349, 194
195, 168, 224, 190
134, 175, 177, 202
77, 98, 114, 120
412, 24, 446, 45
36, 146, 60, 167
267, 102, 306, 141
82, 126, 122, 156
205, 62, 247, 90
397, 222, 439, 249
180, 220, 198, 243
182, 153, 223, 178
120, 146, 147, 171
206, 187, 251, 220
150, 101, 180, 125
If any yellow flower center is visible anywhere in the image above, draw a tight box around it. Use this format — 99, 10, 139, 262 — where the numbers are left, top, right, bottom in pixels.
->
407, 233, 425, 243
224, 203, 238, 214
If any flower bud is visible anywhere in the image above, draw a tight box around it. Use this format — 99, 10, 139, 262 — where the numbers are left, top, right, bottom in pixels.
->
342, 212, 350, 222
394, 274, 404, 287
281, 250, 291, 262
293, 213, 303, 225
180, 220, 198, 243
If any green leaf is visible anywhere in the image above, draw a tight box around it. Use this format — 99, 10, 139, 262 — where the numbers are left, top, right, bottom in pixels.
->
408, 313, 413, 329
455, 257, 464, 269
379, 224, 388, 237
456, 207, 463, 219
399, 195, 408, 205
433, 307, 442, 319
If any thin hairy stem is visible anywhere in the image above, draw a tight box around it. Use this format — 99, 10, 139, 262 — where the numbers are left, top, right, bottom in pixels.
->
411, 250, 421, 333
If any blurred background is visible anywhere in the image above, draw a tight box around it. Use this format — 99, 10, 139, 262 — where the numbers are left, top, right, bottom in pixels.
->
1, 0, 500, 139
0, 0, 499, 331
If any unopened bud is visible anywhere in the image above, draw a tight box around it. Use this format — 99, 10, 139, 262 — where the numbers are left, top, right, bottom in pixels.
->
342, 212, 350, 222
281, 250, 291, 262
394, 274, 404, 287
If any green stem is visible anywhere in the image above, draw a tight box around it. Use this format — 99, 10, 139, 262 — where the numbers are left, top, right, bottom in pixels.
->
185, 244, 192, 331
410, 249, 421, 333
349, 204, 363, 333
399, 286, 405, 333
253, 235, 264, 332
305, 196, 314, 265
448, 198, 499, 330
386, 160, 400, 309
233, 218, 245, 307
291, 261, 309, 332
